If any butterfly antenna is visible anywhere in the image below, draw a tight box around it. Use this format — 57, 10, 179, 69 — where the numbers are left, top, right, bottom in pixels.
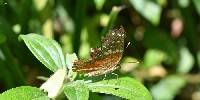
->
126, 61, 140, 64
125, 42, 130, 49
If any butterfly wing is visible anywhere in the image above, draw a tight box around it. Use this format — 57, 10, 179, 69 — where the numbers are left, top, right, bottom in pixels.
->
90, 47, 102, 60
72, 26, 125, 76
101, 26, 125, 55
72, 52, 123, 76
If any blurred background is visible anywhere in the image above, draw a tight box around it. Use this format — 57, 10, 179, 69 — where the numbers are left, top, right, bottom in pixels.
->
0, 0, 200, 99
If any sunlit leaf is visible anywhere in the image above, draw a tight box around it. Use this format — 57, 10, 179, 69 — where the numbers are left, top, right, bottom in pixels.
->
150, 75, 186, 100
94, 0, 106, 10
19, 34, 65, 72
129, 0, 162, 25
193, 0, 200, 15
0, 86, 49, 100
88, 77, 152, 100
33, 0, 48, 11
178, 0, 190, 8
144, 49, 167, 68
156, 0, 167, 7
42, 19, 53, 39
56, 5, 74, 33
79, 28, 90, 58
177, 46, 194, 73
64, 80, 89, 100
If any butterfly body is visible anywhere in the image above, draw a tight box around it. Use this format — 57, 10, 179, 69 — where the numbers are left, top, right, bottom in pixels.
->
72, 26, 125, 76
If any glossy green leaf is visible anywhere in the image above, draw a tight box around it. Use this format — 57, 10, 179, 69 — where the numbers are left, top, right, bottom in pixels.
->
129, 0, 162, 25
64, 80, 89, 100
150, 75, 186, 100
177, 46, 194, 73
193, 0, 200, 15
19, 34, 65, 72
0, 86, 49, 100
88, 77, 152, 100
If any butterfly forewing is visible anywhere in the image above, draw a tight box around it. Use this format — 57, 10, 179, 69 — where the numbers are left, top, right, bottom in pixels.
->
72, 26, 126, 76
101, 26, 125, 55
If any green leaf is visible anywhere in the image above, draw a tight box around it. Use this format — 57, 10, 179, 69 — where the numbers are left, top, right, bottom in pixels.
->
150, 75, 186, 100
64, 80, 89, 100
144, 49, 167, 68
94, 0, 106, 10
143, 28, 177, 64
178, 0, 189, 8
0, 86, 49, 100
19, 34, 65, 72
129, 0, 162, 25
193, 0, 200, 15
177, 46, 194, 73
33, 0, 48, 11
88, 77, 152, 100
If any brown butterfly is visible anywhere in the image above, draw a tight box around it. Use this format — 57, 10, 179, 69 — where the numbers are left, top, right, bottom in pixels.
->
72, 26, 126, 76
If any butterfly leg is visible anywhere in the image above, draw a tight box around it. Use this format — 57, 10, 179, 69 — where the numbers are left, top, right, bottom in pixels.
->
103, 74, 107, 80
103, 74, 111, 85
111, 73, 118, 79
111, 73, 121, 86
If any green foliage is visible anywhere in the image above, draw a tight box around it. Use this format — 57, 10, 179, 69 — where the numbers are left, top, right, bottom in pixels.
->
143, 28, 177, 63
64, 80, 89, 100
0, 34, 151, 99
0, 34, 6, 44
144, 49, 167, 67
94, 0, 106, 10
177, 46, 194, 73
0, 86, 49, 100
1, 0, 200, 99
129, 0, 162, 25
193, 0, 200, 15
101, 6, 124, 36
88, 77, 152, 100
19, 34, 65, 72
150, 76, 186, 100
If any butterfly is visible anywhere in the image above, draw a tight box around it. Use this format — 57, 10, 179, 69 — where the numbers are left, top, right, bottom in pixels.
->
72, 26, 126, 76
